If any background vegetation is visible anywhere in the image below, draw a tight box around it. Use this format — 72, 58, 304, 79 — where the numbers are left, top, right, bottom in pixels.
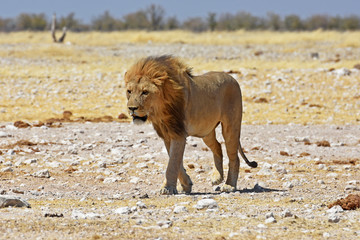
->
1, 4, 360, 32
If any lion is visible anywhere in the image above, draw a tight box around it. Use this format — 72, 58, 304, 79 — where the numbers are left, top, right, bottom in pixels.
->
125, 55, 257, 195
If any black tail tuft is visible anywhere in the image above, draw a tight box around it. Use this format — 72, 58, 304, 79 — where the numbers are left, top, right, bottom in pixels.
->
249, 161, 258, 168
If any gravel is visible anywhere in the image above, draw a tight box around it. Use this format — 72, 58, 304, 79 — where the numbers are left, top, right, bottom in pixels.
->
0, 122, 359, 239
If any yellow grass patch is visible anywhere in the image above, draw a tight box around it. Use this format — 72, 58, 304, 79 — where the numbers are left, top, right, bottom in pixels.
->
0, 31, 359, 124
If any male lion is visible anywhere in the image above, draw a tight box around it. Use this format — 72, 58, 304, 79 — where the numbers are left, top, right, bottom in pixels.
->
125, 55, 257, 195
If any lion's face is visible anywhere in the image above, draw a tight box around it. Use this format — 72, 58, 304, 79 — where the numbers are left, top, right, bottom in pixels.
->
125, 76, 160, 124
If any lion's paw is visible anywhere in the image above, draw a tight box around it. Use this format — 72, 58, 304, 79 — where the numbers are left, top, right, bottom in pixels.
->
211, 171, 223, 186
160, 186, 178, 195
220, 184, 236, 193
178, 183, 192, 194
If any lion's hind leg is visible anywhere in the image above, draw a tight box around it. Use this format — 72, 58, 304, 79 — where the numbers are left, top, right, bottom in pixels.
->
202, 129, 224, 186
220, 122, 240, 192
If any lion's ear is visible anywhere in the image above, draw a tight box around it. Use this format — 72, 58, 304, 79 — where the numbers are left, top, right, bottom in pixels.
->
124, 72, 128, 84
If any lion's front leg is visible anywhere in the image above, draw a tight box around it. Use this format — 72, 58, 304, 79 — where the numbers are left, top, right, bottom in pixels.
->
160, 138, 186, 195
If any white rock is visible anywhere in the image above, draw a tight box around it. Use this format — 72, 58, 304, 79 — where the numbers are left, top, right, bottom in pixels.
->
195, 199, 218, 210
346, 180, 359, 185
283, 182, 294, 189
33, 169, 50, 178
173, 205, 188, 213
333, 68, 351, 77
130, 177, 140, 184
136, 162, 148, 169
103, 177, 120, 183
326, 173, 338, 178
327, 205, 344, 214
46, 162, 62, 168
328, 214, 340, 223
265, 212, 275, 219
0, 131, 9, 138
265, 217, 277, 223
98, 162, 107, 168
257, 168, 272, 176
345, 185, 360, 191
1, 167, 13, 172
25, 158, 38, 164
115, 207, 132, 214
136, 201, 147, 209
0, 195, 30, 208
71, 210, 102, 219
281, 209, 293, 218
157, 220, 172, 228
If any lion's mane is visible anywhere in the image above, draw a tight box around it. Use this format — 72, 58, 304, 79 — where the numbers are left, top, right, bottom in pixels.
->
125, 55, 193, 140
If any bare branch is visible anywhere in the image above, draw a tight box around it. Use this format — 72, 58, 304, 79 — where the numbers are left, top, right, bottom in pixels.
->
58, 27, 67, 43
51, 13, 67, 43
51, 13, 57, 42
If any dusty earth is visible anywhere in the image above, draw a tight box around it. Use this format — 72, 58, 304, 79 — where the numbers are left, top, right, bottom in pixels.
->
0, 121, 360, 239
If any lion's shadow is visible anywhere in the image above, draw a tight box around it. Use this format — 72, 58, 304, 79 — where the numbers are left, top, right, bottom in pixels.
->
189, 184, 284, 196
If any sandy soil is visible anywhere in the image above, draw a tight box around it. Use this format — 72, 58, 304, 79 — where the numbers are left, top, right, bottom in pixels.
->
0, 122, 359, 239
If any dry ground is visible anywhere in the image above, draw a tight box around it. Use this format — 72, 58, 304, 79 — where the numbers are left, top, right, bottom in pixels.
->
0, 31, 360, 239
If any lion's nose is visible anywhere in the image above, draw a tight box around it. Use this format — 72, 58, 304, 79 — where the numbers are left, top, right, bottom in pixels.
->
128, 107, 138, 112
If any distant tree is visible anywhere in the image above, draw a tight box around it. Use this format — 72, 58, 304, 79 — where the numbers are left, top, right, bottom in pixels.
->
92, 11, 122, 31
235, 11, 260, 30
164, 16, 180, 30
341, 15, 360, 30
217, 13, 237, 31
284, 14, 303, 31
16, 13, 48, 31
123, 10, 149, 30
182, 17, 207, 32
146, 4, 165, 30
58, 13, 83, 31
328, 16, 342, 30
207, 12, 217, 31
305, 15, 329, 30
267, 12, 282, 30
0, 17, 16, 32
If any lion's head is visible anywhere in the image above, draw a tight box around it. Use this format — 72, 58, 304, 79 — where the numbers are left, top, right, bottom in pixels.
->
124, 55, 192, 140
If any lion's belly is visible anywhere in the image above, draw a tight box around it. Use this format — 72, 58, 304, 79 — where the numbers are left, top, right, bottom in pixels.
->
185, 118, 220, 138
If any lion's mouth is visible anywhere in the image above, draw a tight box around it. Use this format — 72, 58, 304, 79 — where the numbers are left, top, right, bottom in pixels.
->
132, 115, 148, 124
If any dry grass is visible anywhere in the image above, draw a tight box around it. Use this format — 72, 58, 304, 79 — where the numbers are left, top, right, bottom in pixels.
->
0, 31, 359, 124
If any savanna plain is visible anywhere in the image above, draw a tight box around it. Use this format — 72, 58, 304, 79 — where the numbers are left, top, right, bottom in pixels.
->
0, 31, 360, 239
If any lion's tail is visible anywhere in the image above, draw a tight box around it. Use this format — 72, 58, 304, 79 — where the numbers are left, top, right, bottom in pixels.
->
238, 142, 258, 168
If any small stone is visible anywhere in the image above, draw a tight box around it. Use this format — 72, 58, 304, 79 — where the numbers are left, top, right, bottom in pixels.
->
283, 182, 294, 189
136, 162, 148, 169
1, 167, 13, 172
328, 214, 340, 223
345, 185, 360, 191
25, 158, 38, 164
318, 180, 325, 184
327, 205, 344, 214
33, 169, 50, 178
265, 212, 275, 219
157, 220, 172, 228
0, 131, 9, 138
195, 199, 218, 210
326, 173, 338, 178
281, 209, 293, 218
98, 162, 107, 168
71, 210, 102, 219
136, 201, 147, 209
130, 177, 140, 184
0, 195, 31, 208
115, 207, 132, 215
265, 217, 277, 223
173, 205, 188, 213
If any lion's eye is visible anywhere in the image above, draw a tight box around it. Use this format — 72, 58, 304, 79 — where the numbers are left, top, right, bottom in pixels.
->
142, 90, 149, 96
127, 90, 132, 94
